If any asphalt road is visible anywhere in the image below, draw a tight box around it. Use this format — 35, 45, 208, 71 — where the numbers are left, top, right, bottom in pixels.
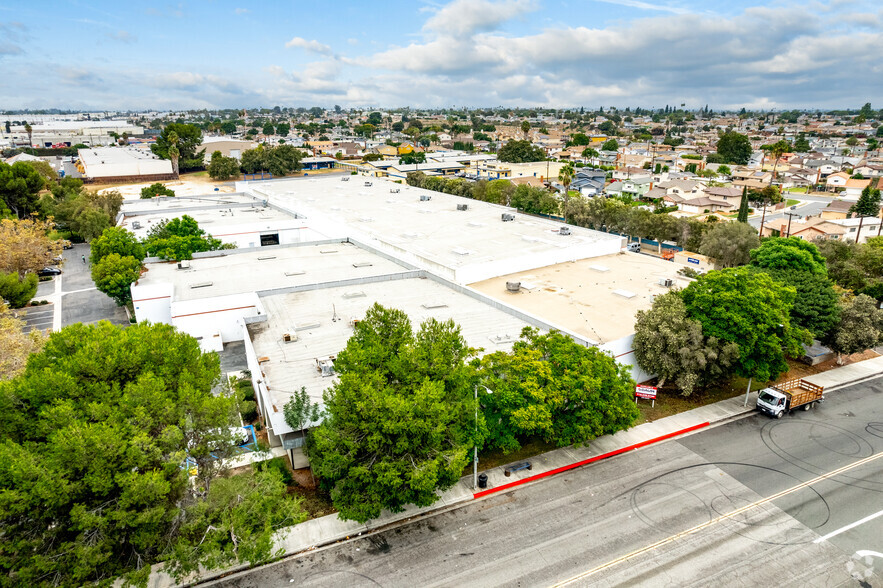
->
749, 195, 832, 229
60, 243, 128, 327
210, 378, 883, 588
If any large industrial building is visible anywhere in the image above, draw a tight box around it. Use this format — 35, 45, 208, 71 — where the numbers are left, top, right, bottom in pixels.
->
129, 174, 702, 461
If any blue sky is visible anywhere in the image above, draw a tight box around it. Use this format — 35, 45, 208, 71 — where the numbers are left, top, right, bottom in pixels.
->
1, 0, 881, 110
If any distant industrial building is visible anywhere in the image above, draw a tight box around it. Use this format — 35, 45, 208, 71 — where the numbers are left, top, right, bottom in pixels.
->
77, 147, 174, 183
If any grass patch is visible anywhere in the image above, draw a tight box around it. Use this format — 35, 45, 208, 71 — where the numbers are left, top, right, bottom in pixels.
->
182, 171, 209, 178
786, 198, 800, 206
784, 187, 808, 194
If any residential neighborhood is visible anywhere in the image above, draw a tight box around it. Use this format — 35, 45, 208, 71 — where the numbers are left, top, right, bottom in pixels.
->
2, 1, 883, 586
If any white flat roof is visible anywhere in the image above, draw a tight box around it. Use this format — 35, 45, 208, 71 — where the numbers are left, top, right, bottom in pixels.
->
246, 176, 623, 283
469, 252, 691, 344
251, 276, 539, 435
120, 201, 304, 242
136, 241, 410, 302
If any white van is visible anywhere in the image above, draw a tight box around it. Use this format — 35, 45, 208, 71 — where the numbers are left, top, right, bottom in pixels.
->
627, 242, 641, 253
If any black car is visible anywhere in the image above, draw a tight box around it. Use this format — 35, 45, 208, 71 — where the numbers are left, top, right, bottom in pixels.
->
37, 267, 62, 277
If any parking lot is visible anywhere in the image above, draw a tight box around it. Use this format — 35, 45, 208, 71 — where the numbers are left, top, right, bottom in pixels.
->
60, 244, 128, 328
13, 304, 54, 333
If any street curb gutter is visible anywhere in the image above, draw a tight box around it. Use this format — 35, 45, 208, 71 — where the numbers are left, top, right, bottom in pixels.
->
473, 421, 711, 499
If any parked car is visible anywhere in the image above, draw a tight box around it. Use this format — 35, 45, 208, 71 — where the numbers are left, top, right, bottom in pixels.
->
61, 240, 73, 250
626, 242, 641, 253
37, 267, 62, 277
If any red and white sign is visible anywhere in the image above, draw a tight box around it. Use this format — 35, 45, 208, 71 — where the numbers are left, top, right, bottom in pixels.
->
636, 385, 657, 399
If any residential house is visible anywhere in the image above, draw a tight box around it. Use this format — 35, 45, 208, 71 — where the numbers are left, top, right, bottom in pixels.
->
844, 178, 871, 199
825, 171, 849, 191
675, 196, 735, 215
805, 159, 838, 178
704, 186, 743, 204
571, 168, 606, 197
820, 200, 855, 220
761, 216, 846, 240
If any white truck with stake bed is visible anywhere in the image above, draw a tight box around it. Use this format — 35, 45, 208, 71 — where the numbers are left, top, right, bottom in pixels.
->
756, 378, 824, 418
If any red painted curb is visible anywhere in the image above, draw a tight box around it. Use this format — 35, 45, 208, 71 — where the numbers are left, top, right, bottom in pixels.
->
472, 421, 711, 499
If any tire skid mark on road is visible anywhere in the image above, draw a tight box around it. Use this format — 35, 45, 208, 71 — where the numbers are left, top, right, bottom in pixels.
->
551, 451, 883, 587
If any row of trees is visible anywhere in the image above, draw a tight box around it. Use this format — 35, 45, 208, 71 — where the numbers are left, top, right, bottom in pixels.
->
405, 171, 560, 216
0, 321, 306, 586
308, 304, 639, 522
634, 237, 883, 396
0, 217, 65, 308
208, 145, 306, 180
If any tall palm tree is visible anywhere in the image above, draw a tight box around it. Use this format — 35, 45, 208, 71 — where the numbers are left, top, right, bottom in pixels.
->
167, 131, 180, 177
766, 139, 790, 186
24, 123, 32, 147
559, 163, 575, 223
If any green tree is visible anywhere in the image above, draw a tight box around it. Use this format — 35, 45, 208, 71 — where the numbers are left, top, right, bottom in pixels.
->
90, 226, 145, 264
308, 304, 475, 523
497, 139, 546, 163
521, 120, 531, 136
793, 134, 811, 152
91, 253, 142, 305
581, 147, 599, 166
633, 291, 739, 396
207, 150, 242, 181
825, 294, 883, 363
754, 184, 783, 230
601, 139, 619, 151
0, 301, 45, 380
762, 139, 790, 183
0, 271, 38, 308
681, 267, 807, 383
478, 328, 639, 452
849, 184, 882, 243
749, 236, 827, 274
151, 123, 205, 172
264, 144, 304, 176
0, 322, 302, 586
391, 121, 405, 132
399, 151, 427, 165
166, 131, 181, 176
262, 122, 275, 135
715, 131, 752, 165
240, 145, 268, 174
140, 182, 176, 199
276, 122, 291, 136
763, 269, 840, 339
568, 133, 591, 146
143, 215, 229, 261
559, 162, 575, 222
0, 160, 46, 218
736, 187, 750, 223
699, 221, 760, 268
221, 120, 237, 134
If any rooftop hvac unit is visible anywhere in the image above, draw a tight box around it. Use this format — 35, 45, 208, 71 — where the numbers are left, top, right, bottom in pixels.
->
390, 188, 401, 193
506, 281, 521, 292
132, 220, 142, 229
177, 260, 191, 270
559, 226, 571, 236
420, 195, 432, 201
282, 332, 298, 343
364, 181, 372, 186
316, 356, 336, 377
658, 278, 674, 287
502, 213, 515, 222
341, 176, 349, 181
457, 204, 468, 211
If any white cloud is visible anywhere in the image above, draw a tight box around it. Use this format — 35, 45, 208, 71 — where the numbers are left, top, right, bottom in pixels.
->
423, 0, 536, 37
285, 36, 334, 56
589, 0, 689, 14
106, 30, 135, 43
234, 8, 249, 15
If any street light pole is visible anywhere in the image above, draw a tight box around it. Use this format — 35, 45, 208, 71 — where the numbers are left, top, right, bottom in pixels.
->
473, 384, 478, 490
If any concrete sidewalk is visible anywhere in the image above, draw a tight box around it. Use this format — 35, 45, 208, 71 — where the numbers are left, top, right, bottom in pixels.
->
151, 355, 883, 587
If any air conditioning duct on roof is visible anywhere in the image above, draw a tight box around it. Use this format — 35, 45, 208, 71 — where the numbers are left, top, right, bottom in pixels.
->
457, 204, 468, 211
502, 213, 515, 222
506, 281, 521, 292
658, 278, 674, 287
420, 195, 431, 201
559, 226, 571, 235
132, 220, 141, 229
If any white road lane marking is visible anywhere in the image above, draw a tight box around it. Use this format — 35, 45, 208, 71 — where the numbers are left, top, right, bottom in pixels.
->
552, 452, 883, 587
814, 509, 883, 544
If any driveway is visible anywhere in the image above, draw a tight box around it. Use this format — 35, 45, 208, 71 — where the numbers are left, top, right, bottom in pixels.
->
58, 243, 128, 328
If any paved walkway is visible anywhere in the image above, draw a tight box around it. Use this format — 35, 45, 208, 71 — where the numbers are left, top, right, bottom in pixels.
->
149, 356, 883, 587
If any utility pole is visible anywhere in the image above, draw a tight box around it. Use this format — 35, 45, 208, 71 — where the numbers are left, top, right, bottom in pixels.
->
784, 211, 800, 237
